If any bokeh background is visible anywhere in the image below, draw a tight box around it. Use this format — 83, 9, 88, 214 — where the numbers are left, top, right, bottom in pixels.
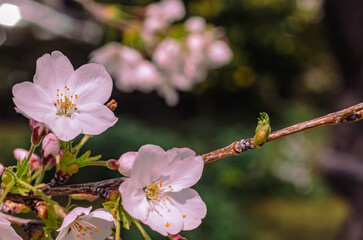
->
1, 0, 363, 239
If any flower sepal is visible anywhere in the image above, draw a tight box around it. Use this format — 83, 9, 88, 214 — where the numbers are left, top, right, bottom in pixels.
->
59, 149, 101, 176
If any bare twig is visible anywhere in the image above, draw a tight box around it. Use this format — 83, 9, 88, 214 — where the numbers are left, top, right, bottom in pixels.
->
202, 102, 363, 164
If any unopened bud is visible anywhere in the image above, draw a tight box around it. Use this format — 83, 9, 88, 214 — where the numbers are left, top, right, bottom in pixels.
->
71, 194, 99, 202
118, 151, 138, 177
29, 119, 49, 146
41, 133, 59, 167
2, 200, 30, 214
253, 112, 271, 148
107, 189, 120, 201
106, 159, 119, 170
106, 99, 118, 111
13, 148, 41, 170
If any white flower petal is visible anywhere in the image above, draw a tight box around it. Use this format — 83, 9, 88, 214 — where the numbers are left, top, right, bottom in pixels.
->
55, 228, 68, 240
75, 103, 118, 136
131, 145, 169, 187
81, 217, 114, 239
68, 63, 113, 105
120, 178, 150, 221
86, 208, 114, 222
44, 114, 82, 142
33, 51, 74, 98
167, 188, 207, 231
143, 201, 183, 236
0, 216, 22, 240
57, 206, 92, 232
159, 148, 203, 191
12, 81, 54, 122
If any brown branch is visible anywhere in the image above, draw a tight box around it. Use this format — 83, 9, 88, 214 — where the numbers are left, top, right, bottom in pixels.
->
3, 103, 363, 207
202, 102, 363, 164
5, 178, 125, 203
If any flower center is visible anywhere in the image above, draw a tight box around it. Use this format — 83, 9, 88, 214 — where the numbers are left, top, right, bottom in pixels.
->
145, 181, 173, 202
70, 219, 98, 240
55, 86, 78, 117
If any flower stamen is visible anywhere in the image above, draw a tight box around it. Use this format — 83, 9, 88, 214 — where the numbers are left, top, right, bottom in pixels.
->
56, 86, 78, 117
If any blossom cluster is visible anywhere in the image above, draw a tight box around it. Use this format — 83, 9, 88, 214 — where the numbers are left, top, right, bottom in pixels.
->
90, 0, 232, 106
5, 50, 208, 239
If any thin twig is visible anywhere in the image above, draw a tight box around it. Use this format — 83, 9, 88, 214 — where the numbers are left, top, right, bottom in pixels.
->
0, 212, 43, 227
202, 102, 363, 164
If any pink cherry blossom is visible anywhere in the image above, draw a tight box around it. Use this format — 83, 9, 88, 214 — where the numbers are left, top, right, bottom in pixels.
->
12, 51, 118, 141
119, 144, 207, 236
13, 148, 41, 170
0, 215, 22, 240
206, 40, 233, 68
56, 207, 114, 240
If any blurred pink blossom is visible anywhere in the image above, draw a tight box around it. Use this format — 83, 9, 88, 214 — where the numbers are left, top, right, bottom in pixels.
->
206, 40, 233, 68
13, 148, 41, 170
184, 16, 206, 32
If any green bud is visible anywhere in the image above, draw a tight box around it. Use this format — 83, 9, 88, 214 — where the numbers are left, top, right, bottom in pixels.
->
253, 112, 271, 148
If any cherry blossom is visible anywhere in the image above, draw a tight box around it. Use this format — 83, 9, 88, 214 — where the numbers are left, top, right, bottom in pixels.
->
56, 207, 114, 240
0, 215, 22, 240
12, 51, 118, 141
119, 144, 207, 236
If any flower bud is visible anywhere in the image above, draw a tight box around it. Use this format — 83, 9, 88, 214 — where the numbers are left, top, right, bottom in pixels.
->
118, 151, 138, 177
41, 133, 59, 168
29, 119, 49, 146
13, 148, 41, 170
253, 112, 271, 148
106, 159, 119, 170
71, 194, 99, 202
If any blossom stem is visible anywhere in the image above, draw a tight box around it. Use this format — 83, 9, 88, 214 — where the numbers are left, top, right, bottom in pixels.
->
34, 166, 46, 186
115, 219, 122, 240
84, 161, 108, 167
133, 220, 151, 240
73, 135, 92, 155
30, 169, 42, 182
